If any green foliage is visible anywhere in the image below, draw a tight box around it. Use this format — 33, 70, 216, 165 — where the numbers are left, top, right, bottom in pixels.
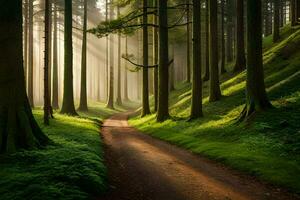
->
0, 108, 109, 200
130, 25, 300, 193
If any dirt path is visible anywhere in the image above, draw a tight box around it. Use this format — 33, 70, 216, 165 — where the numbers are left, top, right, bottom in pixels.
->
99, 112, 298, 200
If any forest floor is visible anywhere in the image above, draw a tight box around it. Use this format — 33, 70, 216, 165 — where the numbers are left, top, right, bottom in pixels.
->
130, 25, 300, 194
99, 112, 298, 200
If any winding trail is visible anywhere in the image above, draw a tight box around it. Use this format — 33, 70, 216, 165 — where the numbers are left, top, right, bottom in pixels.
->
99, 112, 298, 200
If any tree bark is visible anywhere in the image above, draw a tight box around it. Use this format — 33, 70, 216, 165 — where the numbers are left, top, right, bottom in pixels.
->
226, 0, 234, 63
291, 0, 297, 26
240, 0, 272, 121
186, 0, 191, 83
141, 0, 151, 117
44, 0, 50, 125
153, 0, 159, 111
209, 0, 222, 102
78, 0, 88, 111
273, 0, 280, 42
23, 0, 29, 84
52, 4, 59, 109
220, 0, 226, 74
0, 0, 49, 153
233, 0, 246, 72
157, 0, 169, 122
203, 0, 210, 82
61, 0, 77, 115
116, 6, 123, 106
28, 0, 34, 107
190, 0, 203, 119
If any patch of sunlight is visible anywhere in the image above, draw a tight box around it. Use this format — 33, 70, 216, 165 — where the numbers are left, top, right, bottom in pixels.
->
267, 70, 300, 92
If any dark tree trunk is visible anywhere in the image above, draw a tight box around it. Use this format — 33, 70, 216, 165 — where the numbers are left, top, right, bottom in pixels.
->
23, 0, 29, 83
226, 0, 234, 63
273, 0, 280, 42
220, 0, 226, 74
0, 0, 49, 153
61, 0, 77, 115
157, 0, 169, 122
116, 6, 123, 106
209, 0, 222, 102
44, 0, 50, 125
233, 0, 246, 72
190, 0, 203, 119
107, 0, 114, 109
264, 0, 272, 36
124, 36, 129, 101
105, 0, 109, 101
141, 0, 151, 117
153, 0, 158, 111
240, 0, 272, 121
48, 1, 52, 115
186, 0, 191, 83
203, 0, 210, 82
28, 0, 34, 107
52, 4, 59, 109
291, 0, 297, 26
78, 0, 88, 111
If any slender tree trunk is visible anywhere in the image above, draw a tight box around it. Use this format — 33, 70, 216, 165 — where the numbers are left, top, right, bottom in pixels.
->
153, 0, 159, 111
186, 0, 191, 83
291, 0, 297, 26
116, 6, 123, 106
157, 0, 169, 122
226, 0, 234, 63
240, 0, 272, 121
190, 0, 203, 119
78, 0, 88, 111
107, 0, 114, 109
169, 44, 175, 92
28, 0, 34, 107
0, 0, 49, 153
233, 0, 246, 72
220, 0, 226, 74
124, 36, 129, 101
141, 0, 151, 116
209, 0, 222, 102
52, 4, 59, 109
203, 0, 210, 82
273, 0, 280, 42
48, 1, 52, 115
44, 0, 50, 125
24, 0, 29, 83
61, 0, 77, 115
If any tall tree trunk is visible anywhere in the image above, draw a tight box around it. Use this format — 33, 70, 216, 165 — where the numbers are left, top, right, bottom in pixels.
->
157, 0, 169, 122
233, 0, 246, 72
116, 6, 123, 106
190, 0, 203, 119
44, 0, 50, 125
105, 0, 109, 101
48, 0, 52, 114
78, 0, 88, 111
273, 0, 280, 42
220, 0, 226, 74
203, 0, 210, 82
153, 0, 159, 111
107, 0, 114, 109
240, 0, 272, 121
169, 44, 175, 92
186, 0, 191, 83
291, 0, 297, 26
264, 0, 272, 36
52, 4, 59, 109
209, 0, 222, 102
28, 0, 34, 107
226, 0, 234, 63
24, 0, 29, 83
0, 0, 49, 153
124, 36, 129, 101
61, 0, 77, 115
141, 0, 150, 117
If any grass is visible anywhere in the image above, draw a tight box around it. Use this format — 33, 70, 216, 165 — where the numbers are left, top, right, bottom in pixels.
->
0, 102, 127, 200
130, 25, 300, 193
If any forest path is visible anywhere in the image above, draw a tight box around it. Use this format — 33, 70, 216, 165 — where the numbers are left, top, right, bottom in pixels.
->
98, 112, 297, 200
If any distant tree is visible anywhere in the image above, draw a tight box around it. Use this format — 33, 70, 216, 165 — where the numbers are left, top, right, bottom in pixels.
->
153, 0, 159, 111
209, 0, 222, 102
226, 0, 234, 63
124, 36, 129, 101
291, 0, 297, 26
190, 0, 203, 119
157, 0, 170, 122
203, 0, 210, 82
61, 0, 77, 115
220, 0, 226, 74
28, 0, 34, 107
116, 6, 123, 106
78, 0, 88, 111
0, 0, 48, 153
52, 4, 59, 109
239, 0, 272, 121
233, 0, 246, 72
273, 0, 280, 42
186, 0, 191, 83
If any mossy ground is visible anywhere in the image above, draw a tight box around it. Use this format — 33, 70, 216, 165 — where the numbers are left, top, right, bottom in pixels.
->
0, 101, 138, 200
130, 26, 300, 193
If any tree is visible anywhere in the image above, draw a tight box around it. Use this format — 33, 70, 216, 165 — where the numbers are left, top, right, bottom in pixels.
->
78, 0, 88, 111
124, 36, 129, 101
220, 0, 226, 74
226, 0, 234, 63
116, 6, 123, 106
0, 0, 48, 153
141, 0, 151, 117
273, 0, 280, 42
52, 4, 59, 109
190, 0, 203, 119
153, 0, 159, 111
233, 0, 246, 72
186, 0, 191, 83
61, 0, 77, 115
203, 0, 210, 81
291, 0, 297, 26
239, 0, 272, 121
28, 0, 34, 107
209, 0, 222, 102
23, 0, 29, 83
157, 0, 169, 122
